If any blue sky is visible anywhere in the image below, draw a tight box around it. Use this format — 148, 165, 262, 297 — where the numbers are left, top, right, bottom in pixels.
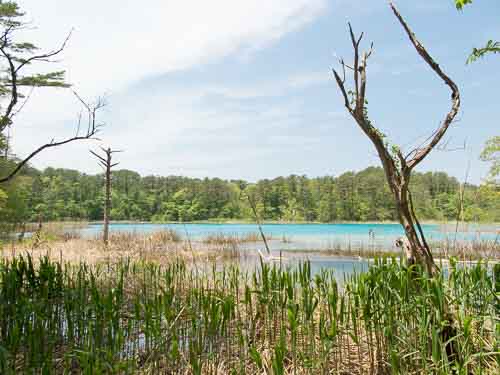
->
12, 0, 500, 183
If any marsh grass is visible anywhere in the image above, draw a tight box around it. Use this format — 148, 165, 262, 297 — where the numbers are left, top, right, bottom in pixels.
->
28, 221, 88, 239
290, 237, 500, 262
0, 230, 246, 270
0, 252, 498, 374
430, 237, 500, 261
202, 232, 273, 246
0, 221, 88, 244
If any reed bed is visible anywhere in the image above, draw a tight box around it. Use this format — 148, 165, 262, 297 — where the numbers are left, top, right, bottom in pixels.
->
1, 231, 243, 267
202, 232, 273, 246
1, 221, 88, 243
26, 221, 88, 239
287, 237, 499, 262
326, 237, 499, 264
430, 237, 500, 261
0, 254, 498, 374
9, 223, 500, 263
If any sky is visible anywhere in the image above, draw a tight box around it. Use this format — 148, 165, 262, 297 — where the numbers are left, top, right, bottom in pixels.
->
10, 0, 500, 183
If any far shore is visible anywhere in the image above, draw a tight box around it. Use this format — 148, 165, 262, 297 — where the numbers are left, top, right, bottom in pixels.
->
77, 219, 500, 227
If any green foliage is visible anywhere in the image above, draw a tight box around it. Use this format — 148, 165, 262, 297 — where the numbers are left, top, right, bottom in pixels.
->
0, 1, 23, 21
480, 136, 500, 183
0, 1, 70, 155
467, 40, 500, 64
2, 164, 498, 224
15, 71, 69, 88
0, 157, 34, 236
455, 0, 473, 10
0, 255, 497, 373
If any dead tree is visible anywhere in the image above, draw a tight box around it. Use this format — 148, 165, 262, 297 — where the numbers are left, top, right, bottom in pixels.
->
332, 2, 460, 274
0, 93, 105, 183
90, 147, 121, 245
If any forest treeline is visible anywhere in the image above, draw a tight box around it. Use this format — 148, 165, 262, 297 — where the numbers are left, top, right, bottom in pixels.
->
1, 162, 498, 225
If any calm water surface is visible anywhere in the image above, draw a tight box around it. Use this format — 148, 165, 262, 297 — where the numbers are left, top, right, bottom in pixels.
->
79, 222, 497, 251
70, 223, 498, 280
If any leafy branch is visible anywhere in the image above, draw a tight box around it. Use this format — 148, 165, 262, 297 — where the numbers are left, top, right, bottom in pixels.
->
467, 40, 500, 64
454, 0, 499, 64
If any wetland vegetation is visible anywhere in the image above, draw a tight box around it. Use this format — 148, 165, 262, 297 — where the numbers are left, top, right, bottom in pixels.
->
0, 250, 498, 374
0, 0, 499, 373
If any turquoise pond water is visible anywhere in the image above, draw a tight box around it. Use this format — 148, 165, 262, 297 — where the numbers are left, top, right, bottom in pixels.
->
79, 223, 498, 251
71, 223, 499, 279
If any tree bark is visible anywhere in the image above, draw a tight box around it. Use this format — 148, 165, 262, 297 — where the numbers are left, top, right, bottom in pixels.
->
103, 148, 111, 245
332, 2, 460, 274
331, 5, 464, 365
90, 147, 120, 246
392, 181, 437, 274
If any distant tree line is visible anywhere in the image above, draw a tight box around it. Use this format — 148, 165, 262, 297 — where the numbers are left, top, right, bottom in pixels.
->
1, 164, 498, 226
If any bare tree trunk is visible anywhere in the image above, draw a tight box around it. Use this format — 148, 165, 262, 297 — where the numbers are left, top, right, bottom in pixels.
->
392, 182, 437, 274
332, 2, 460, 275
32, 214, 43, 249
103, 149, 111, 245
331, 4, 463, 364
91, 147, 121, 246
247, 194, 271, 255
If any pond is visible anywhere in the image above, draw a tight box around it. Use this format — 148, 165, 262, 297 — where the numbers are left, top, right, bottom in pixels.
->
78, 222, 498, 251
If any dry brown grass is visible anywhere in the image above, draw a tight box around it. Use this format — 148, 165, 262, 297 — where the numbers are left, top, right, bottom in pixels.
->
0, 230, 244, 266
202, 231, 273, 245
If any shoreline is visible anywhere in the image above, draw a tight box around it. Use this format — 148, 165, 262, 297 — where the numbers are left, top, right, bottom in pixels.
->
4, 233, 497, 264
82, 220, 500, 227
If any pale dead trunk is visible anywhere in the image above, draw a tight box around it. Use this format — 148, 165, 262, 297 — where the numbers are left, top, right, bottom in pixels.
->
392, 184, 437, 274
332, 2, 460, 274
103, 148, 111, 245
90, 147, 121, 246
331, 4, 462, 363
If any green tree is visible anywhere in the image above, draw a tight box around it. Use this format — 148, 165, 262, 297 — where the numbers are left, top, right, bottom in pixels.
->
0, 1, 104, 183
480, 136, 500, 183
7, 164, 496, 225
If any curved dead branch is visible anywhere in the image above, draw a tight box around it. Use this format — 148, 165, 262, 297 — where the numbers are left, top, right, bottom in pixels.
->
0, 93, 105, 184
331, 2, 461, 275
389, 2, 461, 171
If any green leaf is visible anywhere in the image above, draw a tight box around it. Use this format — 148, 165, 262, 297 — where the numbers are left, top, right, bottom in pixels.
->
467, 40, 500, 64
455, 0, 473, 10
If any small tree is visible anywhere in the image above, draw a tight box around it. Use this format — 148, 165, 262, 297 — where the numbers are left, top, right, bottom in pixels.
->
0, 1, 104, 184
90, 147, 121, 245
480, 136, 500, 183
332, 2, 461, 274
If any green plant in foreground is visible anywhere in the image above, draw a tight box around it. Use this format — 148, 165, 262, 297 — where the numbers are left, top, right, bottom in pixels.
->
0, 254, 498, 374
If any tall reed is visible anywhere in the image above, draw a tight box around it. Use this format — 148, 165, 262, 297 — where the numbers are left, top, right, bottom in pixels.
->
0, 254, 498, 374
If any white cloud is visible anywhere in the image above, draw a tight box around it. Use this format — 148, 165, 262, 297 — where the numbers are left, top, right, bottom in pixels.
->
10, 0, 489, 184
288, 71, 330, 88
17, 0, 327, 93
11, 80, 332, 179
9, 0, 329, 177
